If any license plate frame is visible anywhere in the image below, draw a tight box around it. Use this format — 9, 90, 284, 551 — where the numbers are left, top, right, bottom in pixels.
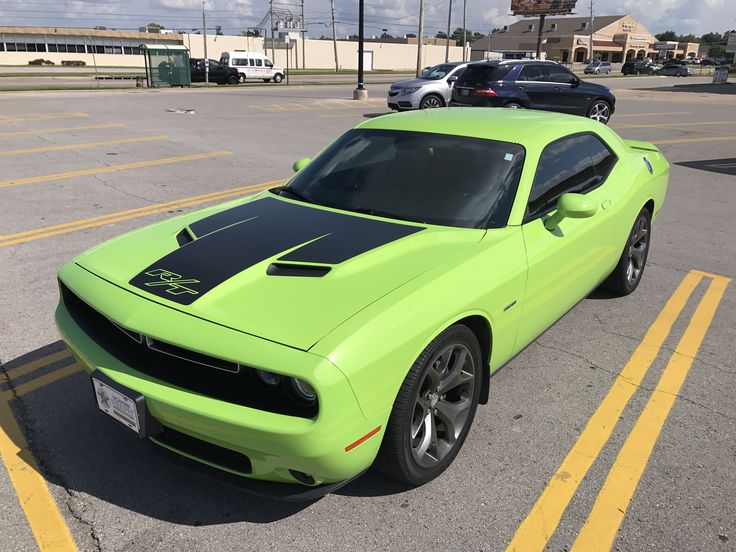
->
90, 370, 162, 438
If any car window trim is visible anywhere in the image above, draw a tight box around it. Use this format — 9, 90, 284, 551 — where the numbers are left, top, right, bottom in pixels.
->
522, 131, 619, 224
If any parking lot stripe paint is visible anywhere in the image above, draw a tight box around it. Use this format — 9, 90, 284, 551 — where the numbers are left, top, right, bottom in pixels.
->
505, 271, 703, 552
571, 273, 730, 552
0, 150, 232, 190
612, 112, 690, 118
651, 136, 736, 145
613, 120, 736, 130
6, 350, 71, 380
0, 112, 88, 124
0, 179, 284, 247
0, 123, 124, 138
14, 364, 83, 398
0, 399, 78, 551
0, 135, 167, 157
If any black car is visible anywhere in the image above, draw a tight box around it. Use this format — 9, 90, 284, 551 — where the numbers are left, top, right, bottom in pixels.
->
450, 60, 616, 124
655, 64, 693, 77
700, 59, 718, 66
190, 58, 240, 85
621, 60, 655, 75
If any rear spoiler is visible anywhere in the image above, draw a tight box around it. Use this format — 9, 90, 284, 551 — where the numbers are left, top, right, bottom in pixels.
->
624, 139, 660, 153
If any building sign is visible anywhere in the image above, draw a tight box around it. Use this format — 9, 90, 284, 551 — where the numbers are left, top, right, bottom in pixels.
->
510, 0, 577, 15
622, 22, 635, 31
727, 32, 736, 54
713, 67, 729, 84
653, 41, 678, 50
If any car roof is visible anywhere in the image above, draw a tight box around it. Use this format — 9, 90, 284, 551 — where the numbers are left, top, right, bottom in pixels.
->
467, 59, 562, 68
355, 107, 613, 146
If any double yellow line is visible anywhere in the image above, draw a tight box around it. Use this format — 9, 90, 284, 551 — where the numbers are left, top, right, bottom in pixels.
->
507, 269, 730, 552
0, 178, 284, 247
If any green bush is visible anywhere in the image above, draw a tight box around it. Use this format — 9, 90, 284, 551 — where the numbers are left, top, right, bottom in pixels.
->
61, 60, 87, 67
43, 60, 55, 66
28, 58, 46, 65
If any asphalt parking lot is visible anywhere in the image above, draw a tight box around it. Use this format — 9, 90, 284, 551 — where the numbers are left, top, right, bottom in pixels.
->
0, 76, 734, 552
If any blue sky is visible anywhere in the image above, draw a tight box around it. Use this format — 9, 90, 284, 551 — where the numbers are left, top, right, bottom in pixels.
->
0, 0, 732, 38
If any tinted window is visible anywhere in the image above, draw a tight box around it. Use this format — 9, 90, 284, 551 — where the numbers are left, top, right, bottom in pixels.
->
518, 64, 546, 81
457, 64, 513, 86
265, 59, 273, 67
421, 63, 456, 80
544, 65, 575, 83
527, 134, 616, 219
283, 129, 526, 229
256, 59, 263, 66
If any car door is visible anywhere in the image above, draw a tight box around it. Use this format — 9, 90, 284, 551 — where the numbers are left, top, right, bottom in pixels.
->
542, 65, 583, 114
516, 64, 556, 109
516, 133, 620, 351
208, 60, 224, 82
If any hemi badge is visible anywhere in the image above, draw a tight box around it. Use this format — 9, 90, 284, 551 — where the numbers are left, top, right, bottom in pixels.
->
504, 300, 517, 312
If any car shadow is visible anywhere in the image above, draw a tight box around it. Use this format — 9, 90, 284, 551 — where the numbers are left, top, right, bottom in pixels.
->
362, 112, 392, 118
1, 342, 335, 526
675, 158, 736, 176
631, 83, 736, 95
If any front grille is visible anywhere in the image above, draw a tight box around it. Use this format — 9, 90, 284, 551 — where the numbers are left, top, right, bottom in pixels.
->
60, 280, 318, 419
153, 426, 252, 474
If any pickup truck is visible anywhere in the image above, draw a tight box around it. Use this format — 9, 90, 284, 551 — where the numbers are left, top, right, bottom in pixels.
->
190, 58, 240, 85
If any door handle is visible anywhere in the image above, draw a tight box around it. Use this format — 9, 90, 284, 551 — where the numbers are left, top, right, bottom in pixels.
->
553, 87, 561, 92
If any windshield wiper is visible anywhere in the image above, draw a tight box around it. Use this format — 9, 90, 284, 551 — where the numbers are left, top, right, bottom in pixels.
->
350, 206, 423, 224
279, 186, 315, 205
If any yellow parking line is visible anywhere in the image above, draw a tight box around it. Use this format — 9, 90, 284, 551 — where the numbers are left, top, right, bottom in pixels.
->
0, 398, 78, 551
14, 364, 84, 398
0, 135, 167, 157
0, 178, 284, 247
505, 271, 703, 552
5, 350, 71, 380
651, 135, 736, 145
0, 150, 231, 190
0, 123, 124, 138
292, 103, 313, 110
571, 273, 730, 551
312, 102, 335, 109
613, 120, 736, 129
613, 112, 690, 118
0, 112, 88, 124
272, 104, 286, 110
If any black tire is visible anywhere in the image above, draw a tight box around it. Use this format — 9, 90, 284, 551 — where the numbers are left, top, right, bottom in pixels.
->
273, 73, 283, 83
601, 206, 651, 296
238, 73, 246, 83
375, 325, 483, 485
227, 75, 238, 85
504, 102, 523, 109
419, 94, 443, 109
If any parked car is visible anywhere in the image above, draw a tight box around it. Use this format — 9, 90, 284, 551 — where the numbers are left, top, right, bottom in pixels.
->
662, 59, 686, 66
622, 60, 656, 75
584, 61, 612, 74
450, 60, 616, 124
388, 62, 468, 110
655, 64, 693, 77
220, 50, 286, 83
55, 108, 669, 496
189, 58, 240, 85
700, 59, 718, 66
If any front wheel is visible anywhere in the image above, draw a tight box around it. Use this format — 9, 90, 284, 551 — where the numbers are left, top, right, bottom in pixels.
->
238, 73, 246, 83
504, 102, 523, 109
375, 325, 482, 485
601, 207, 651, 296
587, 100, 611, 124
419, 94, 443, 109
227, 75, 238, 85
273, 73, 283, 83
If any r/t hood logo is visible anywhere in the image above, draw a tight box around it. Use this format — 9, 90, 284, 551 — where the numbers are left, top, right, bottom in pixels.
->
143, 268, 200, 296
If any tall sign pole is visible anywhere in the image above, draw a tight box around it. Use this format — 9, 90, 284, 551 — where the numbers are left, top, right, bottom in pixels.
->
416, 0, 425, 76
270, 0, 275, 64
462, 0, 467, 62
353, 0, 367, 99
589, 0, 594, 62
444, 0, 453, 62
535, 14, 545, 59
330, 0, 339, 72
301, 0, 306, 69
202, 1, 209, 86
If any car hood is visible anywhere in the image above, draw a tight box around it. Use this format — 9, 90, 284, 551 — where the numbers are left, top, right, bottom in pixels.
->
390, 77, 432, 89
580, 80, 613, 95
75, 194, 483, 351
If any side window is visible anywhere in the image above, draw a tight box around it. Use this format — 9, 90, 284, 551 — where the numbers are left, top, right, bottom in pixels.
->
265, 59, 273, 68
517, 64, 546, 82
526, 136, 597, 220
256, 58, 263, 67
583, 134, 617, 180
545, 65, 576, 83
248, 58, 254, 66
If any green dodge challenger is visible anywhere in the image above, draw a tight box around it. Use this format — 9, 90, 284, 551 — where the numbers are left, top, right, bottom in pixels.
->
56, 108, 669, 500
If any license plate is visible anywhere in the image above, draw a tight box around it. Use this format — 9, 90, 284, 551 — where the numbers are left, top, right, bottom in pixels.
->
92, 378, 140, 433
460, 88, 470, 96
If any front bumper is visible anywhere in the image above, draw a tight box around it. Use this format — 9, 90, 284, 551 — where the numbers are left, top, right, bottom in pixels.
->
56, 262, 387, 490
386, 90, 422, 110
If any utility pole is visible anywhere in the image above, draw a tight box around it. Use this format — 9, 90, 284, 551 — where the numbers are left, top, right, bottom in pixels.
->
462, 0, 467, 62
444, 0, 453, 62
589, 0, 594, 62
416, 0, 425, 76
270, 0, 275, 65
301, 0, 306, 69
330, 0, 339, 72
353, 0, 367, 99
202, 1, 209, 86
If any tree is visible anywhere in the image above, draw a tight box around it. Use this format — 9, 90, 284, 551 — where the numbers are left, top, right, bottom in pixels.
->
215, 25, 223, 36
678, 33, 698, 43
472, 31, 485, 41
406, 33, 417, 38
435, 31, 447, 39
708, 44, 726, 59
380, 32, 393, 39
701, 32, 724, 44
655, 30, 678, 41
241, 29, 261, 37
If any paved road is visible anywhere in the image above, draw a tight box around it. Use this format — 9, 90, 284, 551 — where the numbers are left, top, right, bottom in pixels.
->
0, 83, 734, 552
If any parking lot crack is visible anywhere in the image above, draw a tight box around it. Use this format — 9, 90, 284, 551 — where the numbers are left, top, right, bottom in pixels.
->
91, 173, 155, 204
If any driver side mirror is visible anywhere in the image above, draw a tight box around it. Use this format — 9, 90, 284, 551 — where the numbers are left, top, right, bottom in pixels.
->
448, 75, 458, 83
292, 157, 311, 173
544, 193, 598, 231
571, 75, 581, 87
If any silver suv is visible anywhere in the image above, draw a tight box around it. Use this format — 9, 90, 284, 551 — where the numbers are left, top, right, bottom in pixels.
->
387, 62, 468, 110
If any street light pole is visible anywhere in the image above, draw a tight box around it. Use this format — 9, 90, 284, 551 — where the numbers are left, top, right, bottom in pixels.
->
444, 0, 453, 62
354, 0, 367, 99
416, 0, 425, 76
202, 0, 209, 86
462, 0, 467, 62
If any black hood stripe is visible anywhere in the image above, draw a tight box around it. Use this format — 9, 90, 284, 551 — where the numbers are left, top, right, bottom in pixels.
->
129, 197, 424, 305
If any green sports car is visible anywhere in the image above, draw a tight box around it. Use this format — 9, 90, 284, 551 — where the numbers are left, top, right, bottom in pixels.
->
56, 108, 669, 500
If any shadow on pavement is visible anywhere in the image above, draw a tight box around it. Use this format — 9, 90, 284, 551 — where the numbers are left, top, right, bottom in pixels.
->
675, 158, 736, 176
632, 83, 736, 95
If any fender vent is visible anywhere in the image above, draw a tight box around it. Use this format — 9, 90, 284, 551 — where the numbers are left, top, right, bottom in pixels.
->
176, 228, 195, 246
267, 263, 331, 277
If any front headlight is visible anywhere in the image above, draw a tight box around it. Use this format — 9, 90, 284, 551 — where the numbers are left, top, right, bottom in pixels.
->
400, 87, 422, 95
287, 378, 317, 405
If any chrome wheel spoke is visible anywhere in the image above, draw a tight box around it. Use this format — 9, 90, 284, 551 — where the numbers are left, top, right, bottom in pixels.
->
413, 411, 433, 459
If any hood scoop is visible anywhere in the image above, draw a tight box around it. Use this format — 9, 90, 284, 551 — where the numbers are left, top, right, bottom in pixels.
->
266, 262, 331, 277
176, 227, 195, 246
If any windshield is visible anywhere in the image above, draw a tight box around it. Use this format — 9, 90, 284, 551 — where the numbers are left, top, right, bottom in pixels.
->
421, 64, 458, 80
280, 129, 525, 229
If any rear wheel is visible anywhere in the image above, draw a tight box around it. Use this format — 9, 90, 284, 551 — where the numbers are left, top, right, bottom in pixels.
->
419, 94, 443, 109
238, 73, 246, 83
587, 100, 611, 124
602, 207, 651, 296
504, 102, 523, 109
375, 325, 482, 485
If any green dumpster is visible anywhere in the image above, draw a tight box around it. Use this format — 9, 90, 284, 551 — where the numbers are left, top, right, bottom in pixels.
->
141, 44, 191, 88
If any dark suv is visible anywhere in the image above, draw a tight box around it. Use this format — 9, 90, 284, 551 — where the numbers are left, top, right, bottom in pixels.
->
450, 60, 615, 124
621, 60, 655, 75
190, 58, 240, 85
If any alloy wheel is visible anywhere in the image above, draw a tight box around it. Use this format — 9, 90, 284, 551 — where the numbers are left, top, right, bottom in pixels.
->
421, 96, 442, 109
626, 215, 649, 287
410, 344, 476, 468
589, 102, 611, 123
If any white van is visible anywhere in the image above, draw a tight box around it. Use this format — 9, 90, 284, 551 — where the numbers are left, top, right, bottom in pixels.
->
219, 51, 286, 83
